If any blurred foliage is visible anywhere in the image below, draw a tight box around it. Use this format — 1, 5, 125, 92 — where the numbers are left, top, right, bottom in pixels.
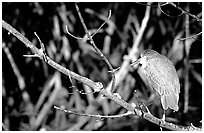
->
2, 2, 202, 131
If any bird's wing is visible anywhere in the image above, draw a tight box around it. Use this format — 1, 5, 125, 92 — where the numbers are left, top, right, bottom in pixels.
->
145, 57, 180, 96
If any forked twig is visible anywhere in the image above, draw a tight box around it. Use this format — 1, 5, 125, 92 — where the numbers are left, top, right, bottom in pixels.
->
34, 32, 48, 62
73, 3, 116, 93
23, 32, 48, 62
91, 10, 111, 38
65, 6, 115, 93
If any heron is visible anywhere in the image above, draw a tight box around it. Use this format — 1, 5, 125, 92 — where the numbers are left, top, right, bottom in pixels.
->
131, 49, 180, 121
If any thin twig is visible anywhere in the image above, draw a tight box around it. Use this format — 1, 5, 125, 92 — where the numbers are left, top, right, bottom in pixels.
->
34, 32, 42, 46
54, 105, 133, 119
75, 3, 89, 35
34, 32, 48, 62
91, 10, 111, 38
34, 32, 46, 52
158, 3, 183, 18
75, 3, 116, 93
136, 2, 169, 7
23, 54, 39, 58
169, 2, 202, 22
177, 32, 202, 41
65, 25, 84, 40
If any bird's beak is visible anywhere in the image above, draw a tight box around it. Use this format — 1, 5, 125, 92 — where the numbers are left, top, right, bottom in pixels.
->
130, 58, 141, 67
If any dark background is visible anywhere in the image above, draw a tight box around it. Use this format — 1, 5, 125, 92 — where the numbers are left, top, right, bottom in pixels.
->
2, 2, 202, 131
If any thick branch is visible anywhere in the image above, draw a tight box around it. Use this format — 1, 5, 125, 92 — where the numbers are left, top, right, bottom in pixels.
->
2, 20, 101, 92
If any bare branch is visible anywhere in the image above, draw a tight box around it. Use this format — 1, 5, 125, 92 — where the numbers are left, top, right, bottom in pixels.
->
75, 3, 89, 34
75, 3, 116, 93
106, 2, 151, 94
54, 105, 133, 119
156, 2, 202, 22
65, 25, 84, 40
176, 32, 202, 41
34, 32, 48, 62
169, 2, 202, 22
136, 2, 169, 7
91, 10, 112, 38
34, 32, 43, 46
2, 20, 103, 94
158, 3, 184, 18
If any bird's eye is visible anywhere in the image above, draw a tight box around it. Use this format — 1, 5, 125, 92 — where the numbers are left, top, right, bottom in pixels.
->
138, 63, 142, 66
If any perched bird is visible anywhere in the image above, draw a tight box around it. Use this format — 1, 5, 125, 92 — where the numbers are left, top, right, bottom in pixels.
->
131, 49, 180, 112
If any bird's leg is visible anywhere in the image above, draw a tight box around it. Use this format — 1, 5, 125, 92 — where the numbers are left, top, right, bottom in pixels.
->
162, 110, 166, 124
159, 110, 166, 131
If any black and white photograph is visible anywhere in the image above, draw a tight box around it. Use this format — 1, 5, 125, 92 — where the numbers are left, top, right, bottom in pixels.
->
2, 2, 202, 131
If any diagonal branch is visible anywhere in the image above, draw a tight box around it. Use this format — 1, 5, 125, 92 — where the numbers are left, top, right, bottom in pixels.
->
169, 2, 202, 22
2, 20, 103, 93
54, 105, 133, 119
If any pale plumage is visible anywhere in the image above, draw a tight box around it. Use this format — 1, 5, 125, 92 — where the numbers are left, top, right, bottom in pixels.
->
136, 49, 180, 111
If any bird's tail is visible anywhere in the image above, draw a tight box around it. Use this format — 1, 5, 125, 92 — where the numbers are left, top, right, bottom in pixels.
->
161, 93, 179, 111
